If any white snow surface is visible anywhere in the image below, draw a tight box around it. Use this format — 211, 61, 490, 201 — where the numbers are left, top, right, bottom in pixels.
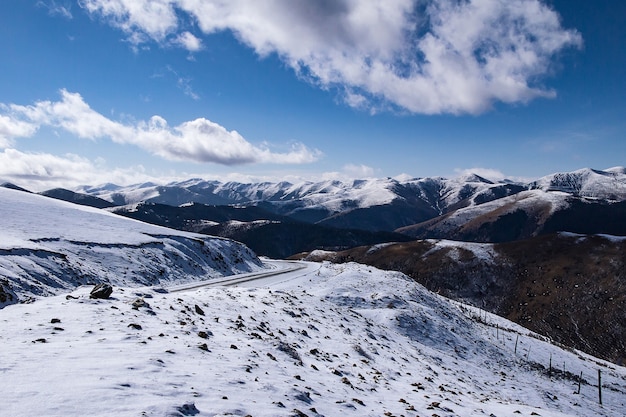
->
430, 190, 571, 234
1, 261, 624, 416
530, 167, 626, 200
0, 188, 264, 305
428, 239, 498, 263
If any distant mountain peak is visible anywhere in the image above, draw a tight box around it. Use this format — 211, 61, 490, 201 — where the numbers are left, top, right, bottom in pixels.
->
456, 173, 495, 184
529, 167, 626, 200
1, 182, 32, 193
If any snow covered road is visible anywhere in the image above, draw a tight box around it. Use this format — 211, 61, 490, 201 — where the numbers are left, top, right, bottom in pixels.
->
168, 260, 320, 291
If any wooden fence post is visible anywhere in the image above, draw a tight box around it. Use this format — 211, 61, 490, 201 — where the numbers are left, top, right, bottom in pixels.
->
598, 369, 602, 405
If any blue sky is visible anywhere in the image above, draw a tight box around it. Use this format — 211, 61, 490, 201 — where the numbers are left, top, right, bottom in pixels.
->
0, 0, 624, 190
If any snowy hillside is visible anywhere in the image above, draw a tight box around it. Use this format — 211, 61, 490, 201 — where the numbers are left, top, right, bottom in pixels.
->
399, 189, 571, 238
529, 167, 626, 200
0, 262, 624, 416
0, 188, 264, 307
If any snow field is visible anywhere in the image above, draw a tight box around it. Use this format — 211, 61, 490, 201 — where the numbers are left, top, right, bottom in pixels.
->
1, 262, 624, 416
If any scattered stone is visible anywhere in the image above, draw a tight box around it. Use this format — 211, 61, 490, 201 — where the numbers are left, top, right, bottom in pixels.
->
50, 318, 61, 324
175, 402, 200, 416
353, 344, 372, 359
428, 401, 440, 409
194, 305, 205, 316
293, 390, 312, 404
230, 344, 238, 350
198, 343, 210, 352
277, 341, 303, 365
90, 283, 113, 299
131, 298, 149, 310
127, 323, 142, 330
197, 330, 213, 339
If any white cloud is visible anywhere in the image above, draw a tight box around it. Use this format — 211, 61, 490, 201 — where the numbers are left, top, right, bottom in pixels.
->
342, 163, 377, 178
78, 0, 582, 115
0, 114, 39, 148
174, 31, 203, 52
454, 167, 507, 182
0, 149, 158, 191
453, 167, 531, 183
1, 90, 321, 165
38, 1, 73, 19
166, 66, 200, 100
78, 0, 177, 41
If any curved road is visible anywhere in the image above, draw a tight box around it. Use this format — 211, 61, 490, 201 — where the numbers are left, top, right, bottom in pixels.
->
169, 260, 320, 292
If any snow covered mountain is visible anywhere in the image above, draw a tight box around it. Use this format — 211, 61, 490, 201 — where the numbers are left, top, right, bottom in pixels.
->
73, 168, 626, 233
1, 261, 624, 416
398, 188, 626, 241
0, 187, 264, 308
76, 174, 525, 232
529, 167, 626, 200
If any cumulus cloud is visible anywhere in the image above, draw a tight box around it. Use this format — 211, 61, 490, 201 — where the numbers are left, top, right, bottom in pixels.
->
78, 0, 582, 115
1, 90, 321, 165
78, 0, 177, 41
174, 31, 203, 52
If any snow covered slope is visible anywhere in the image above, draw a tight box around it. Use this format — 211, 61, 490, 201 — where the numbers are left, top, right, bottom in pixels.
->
398, 189, 571, 239
0, 188, 264, 307
0, 262, 623, 416
529, 167, 626, 200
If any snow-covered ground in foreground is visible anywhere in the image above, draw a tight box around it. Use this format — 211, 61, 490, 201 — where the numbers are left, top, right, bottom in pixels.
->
0, 187, 264, 307
1, 262, 624, 417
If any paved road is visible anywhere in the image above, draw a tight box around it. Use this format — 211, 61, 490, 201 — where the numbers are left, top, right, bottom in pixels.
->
168, 260, 319, 292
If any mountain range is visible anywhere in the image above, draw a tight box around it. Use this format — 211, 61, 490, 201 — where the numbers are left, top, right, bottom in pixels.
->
39, 167, 624, 253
